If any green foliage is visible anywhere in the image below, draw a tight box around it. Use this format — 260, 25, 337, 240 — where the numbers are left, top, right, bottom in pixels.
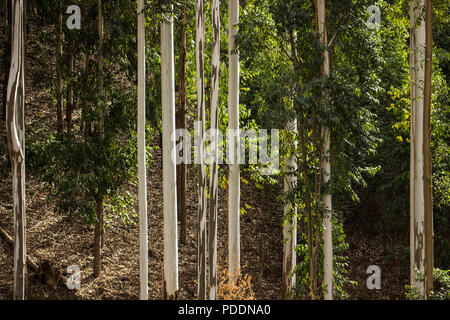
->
237, 0, 387, 298
406, 269, 450, 300
294, 215, 357, 300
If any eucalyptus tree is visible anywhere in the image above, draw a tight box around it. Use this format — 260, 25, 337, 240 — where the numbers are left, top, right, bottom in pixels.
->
317, 0, 333, 300
6, 0, 26, 300
410, 0, 426, 295
161, 8, 179, 299
208, 0, 220, 300
196, 0, 207, 300
137, 0, 148, 300
228, 0, 241, 285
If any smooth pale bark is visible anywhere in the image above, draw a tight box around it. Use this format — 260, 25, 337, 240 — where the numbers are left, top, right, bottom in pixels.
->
409, 1, 416, 286
6, 0, 26, 300
411, 0, 426, 295
423, 0, 433, 299
56, 3, 63, 136
318, 0, 333, 300
282, 120, 297, 299
195, 0, 207, 300
161, 17, 179, 300
137, 0, 148, 300
228, 0, 240, 284
208, 0, 220, 300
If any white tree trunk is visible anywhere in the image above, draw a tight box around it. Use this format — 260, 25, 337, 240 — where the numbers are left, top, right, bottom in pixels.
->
208, 0, 220, 300
318, 0, 333, 300
228, 0, 240, 285
161, 16, 178, 299
410, 0, 426, 295
6, 0, 26, 300
195, 0, 207, 300
282, 119, 297, 299
137, 0, 148, 300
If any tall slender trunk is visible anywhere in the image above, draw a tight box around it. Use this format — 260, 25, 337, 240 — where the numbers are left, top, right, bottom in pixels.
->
93, 198, 103, 277
161, 12, 179, 300
196, 0, 207, 300
423, 0, 433, 299
317, 0, 333, 300
56, 3, 64, 137
282, 119, 297, 299
6, 0, 26, 300
137, 0, 148, 300
208, 0, 220, 300
176, 6, 187, 246
228, 0, 240, 284
411, 0, 426, 296
98, 0, 105, 249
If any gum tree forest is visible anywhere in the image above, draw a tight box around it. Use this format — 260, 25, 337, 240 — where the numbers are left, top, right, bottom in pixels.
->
0, 0, 449, 300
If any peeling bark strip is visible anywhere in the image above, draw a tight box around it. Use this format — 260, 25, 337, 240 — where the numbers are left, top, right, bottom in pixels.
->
318, 0, 333, 300
6, 0, 26, 300
228, 0, 240, 285
196, 0, 207, 300
161, 13, 179, 300
208, 0, 220, 301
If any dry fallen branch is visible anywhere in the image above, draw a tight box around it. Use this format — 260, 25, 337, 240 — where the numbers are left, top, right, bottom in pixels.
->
0, 226, 40, 272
